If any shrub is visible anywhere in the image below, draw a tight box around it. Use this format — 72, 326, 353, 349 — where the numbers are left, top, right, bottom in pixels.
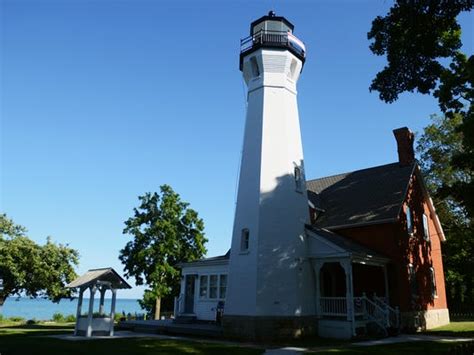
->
26, 319, 37, 325
52, 312, 65, 322
65, 314, 76, 322
8, 316, 25, 322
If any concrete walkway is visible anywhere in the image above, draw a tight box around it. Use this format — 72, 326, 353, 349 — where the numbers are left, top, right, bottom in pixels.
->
352, 334, 473, 346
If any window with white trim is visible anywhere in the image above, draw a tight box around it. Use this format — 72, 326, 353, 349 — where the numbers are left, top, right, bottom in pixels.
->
209, 275, 218, 299
408, 263, 418, 297
430, 267, 437, 298
219, 274, 227, 299
406, 205, 413, 235
423, 214, 430, 242
198, 274, 227, 300
199, 275, 208, 298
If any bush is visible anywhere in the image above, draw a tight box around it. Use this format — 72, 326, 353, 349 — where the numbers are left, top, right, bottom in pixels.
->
65, 314, 76, 322
0, 314, 4, 322
26, 319, 37, 325
8, 316, 25, 322
52, 312, 64, 322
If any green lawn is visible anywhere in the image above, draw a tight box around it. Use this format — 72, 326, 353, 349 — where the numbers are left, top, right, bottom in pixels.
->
425, 321, 474, 337
313, 341, 473, 354
0, 324, 264, 355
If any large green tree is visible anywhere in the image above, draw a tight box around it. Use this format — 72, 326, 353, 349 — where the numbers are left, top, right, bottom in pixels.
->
0, 214, 79, 306
368, 0, 473, 216
417, 114, 473, 308
119, 185, 207, 319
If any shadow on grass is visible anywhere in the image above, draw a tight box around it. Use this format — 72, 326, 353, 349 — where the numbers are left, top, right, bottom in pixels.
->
0, 324, 264, 355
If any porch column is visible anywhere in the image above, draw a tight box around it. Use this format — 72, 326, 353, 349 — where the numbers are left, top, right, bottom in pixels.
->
86, 285, 96, 337
313, 260, 324, 318
109, 289, 117, 336
98, 286, 106, 315
341, 259, 356, 336
383, 265, 389, 303
74, 287, 84, 336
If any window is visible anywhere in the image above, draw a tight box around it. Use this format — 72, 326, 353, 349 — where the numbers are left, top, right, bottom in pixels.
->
406, 205, 413, 235
250, 57, 260, 77
241, 228, 250, 251
423, 214, 430, 241
199, 275, 208, 298
294, 166, 303, 192
209, 275, 218, 299
430, 267, 437, 298
219, 275, 227, 299
408, 264, 418, 297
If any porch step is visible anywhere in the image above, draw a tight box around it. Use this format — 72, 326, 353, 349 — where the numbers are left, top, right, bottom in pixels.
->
173, 315, 197, 324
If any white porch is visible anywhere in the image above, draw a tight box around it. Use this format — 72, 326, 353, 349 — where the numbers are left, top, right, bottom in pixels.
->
307, 227, 400, 338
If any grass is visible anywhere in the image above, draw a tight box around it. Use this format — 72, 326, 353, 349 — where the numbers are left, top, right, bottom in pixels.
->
312, 341, 474, 354
0, 323, 264, 355
425, 321, 474, 337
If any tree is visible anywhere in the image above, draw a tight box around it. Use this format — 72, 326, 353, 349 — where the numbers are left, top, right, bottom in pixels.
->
417, 114, 473, 309
368, 0, 474, 216
119, 185, 207, 319
0, 214, 79, 306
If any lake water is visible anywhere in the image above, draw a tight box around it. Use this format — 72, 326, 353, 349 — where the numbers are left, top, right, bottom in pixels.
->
0, 297, 144, 320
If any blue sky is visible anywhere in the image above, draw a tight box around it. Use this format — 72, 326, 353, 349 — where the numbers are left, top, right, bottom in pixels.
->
1, 1, 472, 299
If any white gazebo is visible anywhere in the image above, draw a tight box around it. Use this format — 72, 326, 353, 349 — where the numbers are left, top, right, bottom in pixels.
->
67, 267, 131, 337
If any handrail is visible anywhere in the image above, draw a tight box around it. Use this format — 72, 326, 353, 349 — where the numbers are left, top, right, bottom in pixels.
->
240, 29, 306, 58
174, 294, 183, 317
361, 294, 388, 336
373, 294, 400, 329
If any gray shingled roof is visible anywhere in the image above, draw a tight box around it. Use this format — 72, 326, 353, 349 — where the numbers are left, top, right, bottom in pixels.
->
66, 267, 132, 289
306, 162, 415, 229
178, 250, 230, 267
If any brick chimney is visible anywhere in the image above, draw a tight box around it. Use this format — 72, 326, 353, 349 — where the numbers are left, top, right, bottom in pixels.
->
393, 127, 415, 166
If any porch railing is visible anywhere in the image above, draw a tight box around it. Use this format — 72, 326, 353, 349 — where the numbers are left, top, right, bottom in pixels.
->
373, 294, 400, 329
320, 297, 347, 316
173, 294, 183, 317
320, 295, 400, 333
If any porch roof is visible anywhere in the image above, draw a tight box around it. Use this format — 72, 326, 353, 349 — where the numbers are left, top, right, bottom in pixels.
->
178, 250, 230, 268
66, 267, 132, 289
306, 226, 389, 264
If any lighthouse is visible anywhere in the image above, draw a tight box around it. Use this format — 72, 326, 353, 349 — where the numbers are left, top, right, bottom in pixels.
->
224, 12, 316, 339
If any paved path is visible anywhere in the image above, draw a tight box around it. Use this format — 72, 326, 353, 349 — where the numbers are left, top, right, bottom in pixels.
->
352, 334, 473, 346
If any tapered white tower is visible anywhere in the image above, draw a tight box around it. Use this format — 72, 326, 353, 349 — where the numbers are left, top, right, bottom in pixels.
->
224, 12, 316, 339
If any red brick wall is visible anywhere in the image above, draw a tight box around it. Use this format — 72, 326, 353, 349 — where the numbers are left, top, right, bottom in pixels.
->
333, 173, 447, 312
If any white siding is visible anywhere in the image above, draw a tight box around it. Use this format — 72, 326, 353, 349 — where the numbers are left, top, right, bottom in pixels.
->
180, 263, 228, 321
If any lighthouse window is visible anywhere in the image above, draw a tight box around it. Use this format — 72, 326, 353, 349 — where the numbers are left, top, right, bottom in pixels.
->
294, 166, 303, 192
241, 228, 250, 251
250, 57, 260, 77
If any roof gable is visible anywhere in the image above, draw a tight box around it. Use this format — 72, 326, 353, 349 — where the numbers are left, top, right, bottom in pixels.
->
307, 162, 415, 229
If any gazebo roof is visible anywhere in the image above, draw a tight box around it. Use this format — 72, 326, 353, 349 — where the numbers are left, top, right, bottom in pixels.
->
66, 267, 132, 289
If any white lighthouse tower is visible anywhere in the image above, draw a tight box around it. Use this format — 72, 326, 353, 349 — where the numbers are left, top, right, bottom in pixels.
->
224, 12, 316, 339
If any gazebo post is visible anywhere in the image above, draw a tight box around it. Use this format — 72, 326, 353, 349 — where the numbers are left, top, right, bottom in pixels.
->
98, 286, 106, 315
86, 285, 97, 337
74, 287, 84, 336
109, 288, 117, 336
